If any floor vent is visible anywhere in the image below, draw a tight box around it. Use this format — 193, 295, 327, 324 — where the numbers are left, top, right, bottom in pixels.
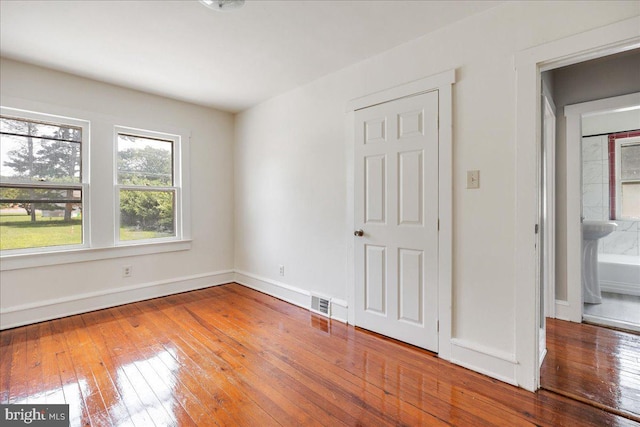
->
311, 295, 330, 317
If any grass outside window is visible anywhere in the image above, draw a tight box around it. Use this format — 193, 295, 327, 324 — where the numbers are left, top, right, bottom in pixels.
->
0, 210, 81, 250
0, 210, 171, 250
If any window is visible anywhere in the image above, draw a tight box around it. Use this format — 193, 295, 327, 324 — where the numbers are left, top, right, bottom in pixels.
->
116, 127, 182, 243
609, 131, 640, 220
0, 104, 190, 269
0, 110, 89, 252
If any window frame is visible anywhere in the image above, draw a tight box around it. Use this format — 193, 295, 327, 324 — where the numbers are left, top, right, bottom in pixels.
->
113, 125, 183, 246
609, 131, 640, 220
0, 106, 91, 255
0, 97, 192, 271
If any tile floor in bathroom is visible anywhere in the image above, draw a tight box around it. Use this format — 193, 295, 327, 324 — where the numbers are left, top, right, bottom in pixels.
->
583, 292, 640, 332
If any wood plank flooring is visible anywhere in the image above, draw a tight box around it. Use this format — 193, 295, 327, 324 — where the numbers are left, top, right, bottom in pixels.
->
541, 318, 640, 422
1, 283, 638, 426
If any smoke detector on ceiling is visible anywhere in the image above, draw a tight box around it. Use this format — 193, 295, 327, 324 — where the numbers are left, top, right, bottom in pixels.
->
199, 0, 245, 12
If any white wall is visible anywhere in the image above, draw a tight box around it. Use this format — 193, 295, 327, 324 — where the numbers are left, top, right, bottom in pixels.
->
581, 135, 613, 222
234, 0, 640, 372
0, 59, 235, 326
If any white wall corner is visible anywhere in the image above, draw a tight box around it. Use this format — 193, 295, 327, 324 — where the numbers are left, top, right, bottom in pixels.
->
0, 270, 234, 330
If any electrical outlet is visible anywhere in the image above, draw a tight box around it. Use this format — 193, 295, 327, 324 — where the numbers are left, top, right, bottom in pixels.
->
279, 265, 285, 276
467, 170, 480, 189
122, 265, 132, 278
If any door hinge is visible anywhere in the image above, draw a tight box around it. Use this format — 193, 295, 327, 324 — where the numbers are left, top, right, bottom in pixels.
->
438, 219, 440, 231
437, 320, 439, 332
535, 224, 539, 234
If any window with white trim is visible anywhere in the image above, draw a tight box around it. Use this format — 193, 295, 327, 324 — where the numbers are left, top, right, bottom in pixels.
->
0, 103, 190, 268
0, 110, 89, 252
614, 135, 640, 220
115, 127, 182, 243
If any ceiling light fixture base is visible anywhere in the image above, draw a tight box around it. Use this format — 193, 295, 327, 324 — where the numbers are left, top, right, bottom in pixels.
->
199, 0, 245, 12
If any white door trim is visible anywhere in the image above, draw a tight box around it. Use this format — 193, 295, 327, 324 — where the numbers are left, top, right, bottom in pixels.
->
346, 70, 455, 112
346, 69, 455, 361
542, 94, 557, 320
515, 16, 640, 391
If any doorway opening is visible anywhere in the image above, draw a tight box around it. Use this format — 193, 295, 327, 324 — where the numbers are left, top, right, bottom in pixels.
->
539, 48, 640, 420
542, 49, 640, 329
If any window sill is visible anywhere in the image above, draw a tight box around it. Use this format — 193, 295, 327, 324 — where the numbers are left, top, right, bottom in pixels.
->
0, 240, 192, 271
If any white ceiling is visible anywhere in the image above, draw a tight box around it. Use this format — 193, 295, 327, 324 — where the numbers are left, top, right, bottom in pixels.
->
0, 0, 501, 113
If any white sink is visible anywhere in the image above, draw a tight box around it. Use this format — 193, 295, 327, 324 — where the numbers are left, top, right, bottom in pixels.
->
582, 220, 617, 240
582, 220, 617, 304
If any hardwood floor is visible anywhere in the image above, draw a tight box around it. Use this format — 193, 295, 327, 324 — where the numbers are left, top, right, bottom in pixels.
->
1, 283, 638, 426
541, 318, 640, 423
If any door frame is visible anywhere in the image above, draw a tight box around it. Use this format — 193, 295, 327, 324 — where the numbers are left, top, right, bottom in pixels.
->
538, 90, 556, 367
563, 92, 640, 322
515, 16, 640, 391
346, 69, 455, 361
541, 91, 557, 321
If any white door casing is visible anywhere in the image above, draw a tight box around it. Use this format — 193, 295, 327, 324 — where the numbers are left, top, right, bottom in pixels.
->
354, 90, 439, 352
542, 94, 556, 321
515, 17, 640, 391
538, 92, 556, 367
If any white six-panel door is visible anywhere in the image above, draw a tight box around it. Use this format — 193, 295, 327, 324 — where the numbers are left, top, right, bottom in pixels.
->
354, 90, 439, 352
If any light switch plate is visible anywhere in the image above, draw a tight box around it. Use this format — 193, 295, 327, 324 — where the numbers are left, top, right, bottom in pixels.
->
467, 170, 480, 189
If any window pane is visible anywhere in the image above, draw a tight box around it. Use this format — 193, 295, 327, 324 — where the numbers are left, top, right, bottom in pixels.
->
1, 134, 81, 183
119, 189, 175, 241
27, 122, 82, 142
0, 202, 82, 250
117, 134, 173, 186
621, 144, 640, 180
0, 117, 81, 142
621, 182, 640, 219
0, 113, 86, 252
0, 118, 29, 135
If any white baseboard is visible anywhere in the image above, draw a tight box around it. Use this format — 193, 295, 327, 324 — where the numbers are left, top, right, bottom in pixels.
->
1, 269, 348, 330
330, 298, 348, 323
3, 268, 525, 392
234, 270, 348, 323
0, 270, 234, 330
235, 271, 519, 387
450, 338, 518, 386
554, 299, 575, 322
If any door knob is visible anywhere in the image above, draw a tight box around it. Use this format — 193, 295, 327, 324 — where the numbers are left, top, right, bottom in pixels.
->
354, 229, 364, 237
